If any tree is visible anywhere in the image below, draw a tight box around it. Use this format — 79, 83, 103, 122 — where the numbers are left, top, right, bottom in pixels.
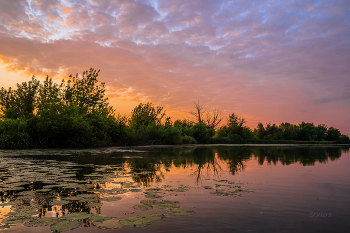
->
0, 77, 40, 119
326, 127, 341, 141
0, 68, 122, 148
189, 101, 223, 129
129, 102, 166, 128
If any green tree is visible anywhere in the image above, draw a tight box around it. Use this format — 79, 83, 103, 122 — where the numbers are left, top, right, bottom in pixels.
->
0, 77, 40, 119
129, 102, 166, 128
326, 127, 341, 141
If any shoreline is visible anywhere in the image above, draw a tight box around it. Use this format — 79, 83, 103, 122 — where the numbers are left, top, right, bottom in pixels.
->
1, 144, 349, 156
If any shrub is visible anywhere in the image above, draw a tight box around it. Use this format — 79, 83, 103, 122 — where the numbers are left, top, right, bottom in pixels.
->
191, 123, 215, 144
181, 135, 197, 144
0, 119, 31, 149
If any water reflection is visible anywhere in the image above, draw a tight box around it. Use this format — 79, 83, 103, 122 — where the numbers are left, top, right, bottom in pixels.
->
0, 146, 348, 231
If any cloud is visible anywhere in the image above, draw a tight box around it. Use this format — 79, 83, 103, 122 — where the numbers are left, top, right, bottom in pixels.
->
0, 0, 349, 134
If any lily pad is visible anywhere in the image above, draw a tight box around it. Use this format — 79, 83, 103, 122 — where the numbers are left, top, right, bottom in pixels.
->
140, 199, 158, 206
129, 189, 141, 192
210, 188, 254, 197
86, 202, 103, 207
166, 185, 190, 192
2, 216, 37, 224
50, 220, 81, 232
50, 201, 69, 206
144, 192, 163, 199
0, 201, 22, 206
63, 196, 81, 201
167, 209, 195, 216
35, 188, 51, 192
89, 215, 112, 223
60, 212, 92, 221
98, 219, 124, 229
119, 213, 165, 227
133, 204, 153, 211
0, 224, 14, 230
155, 203, 180, 210
101, 196, 122, 202
23, 217, 59, 227
215, 184, 230, 188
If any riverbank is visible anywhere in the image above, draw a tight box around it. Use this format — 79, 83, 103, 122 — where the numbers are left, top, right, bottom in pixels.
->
1, 143, 349, 156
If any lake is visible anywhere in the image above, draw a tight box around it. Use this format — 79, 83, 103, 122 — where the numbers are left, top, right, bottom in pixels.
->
0, 145, 349, 233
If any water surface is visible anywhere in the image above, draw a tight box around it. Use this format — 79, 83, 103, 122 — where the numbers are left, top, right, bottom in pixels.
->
0, 146, 349, 232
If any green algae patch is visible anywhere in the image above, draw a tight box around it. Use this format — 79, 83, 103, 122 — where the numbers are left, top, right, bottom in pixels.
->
133, 204, 153, 211
50, 201, 69, 206
101, 196, 122, 202
60, 212, 92, 221
119, 213, 165, 227
167, 209, 195, 216
144, 191, 163, 199
89, 215, 112, 223
98, 219, 124, 229
50, 220, 80, 232
23, 217, 58, 227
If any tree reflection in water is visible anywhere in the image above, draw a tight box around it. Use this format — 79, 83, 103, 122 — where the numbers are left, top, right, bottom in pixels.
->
0, 146, 348, 222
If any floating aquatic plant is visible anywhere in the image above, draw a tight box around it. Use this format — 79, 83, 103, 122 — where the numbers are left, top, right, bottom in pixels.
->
144, 191, 163, 199
50, 220, 81, 232
88, 215, 112, 223
50, 201, 69, 206
133, 204, 153, 211
60, 212, 92, 221
119, 213, 165, 227
167, 209, 195, 216
23, 217, 59, 227
101, 196, 122, 202
98, 219, 124, 229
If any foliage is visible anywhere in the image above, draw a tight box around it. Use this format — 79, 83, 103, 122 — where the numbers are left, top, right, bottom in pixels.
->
0, 68, 122, 148
1, 69, 348, 148
129, 102, 166, 128
0, 119, 31, 149
191, 123, 215, 143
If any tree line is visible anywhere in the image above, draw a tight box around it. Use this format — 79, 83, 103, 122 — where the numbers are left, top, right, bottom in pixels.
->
0, 68, 349, 149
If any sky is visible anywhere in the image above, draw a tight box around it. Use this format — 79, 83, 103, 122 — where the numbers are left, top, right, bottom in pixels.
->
0, 0, 349, 134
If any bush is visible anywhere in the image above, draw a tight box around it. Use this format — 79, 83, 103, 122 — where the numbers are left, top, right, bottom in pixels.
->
191, 123, 215, 144
181, 135, 197, 144
0, 119, 31, 149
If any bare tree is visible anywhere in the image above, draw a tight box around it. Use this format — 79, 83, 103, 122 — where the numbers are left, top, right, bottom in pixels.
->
189, 100, 205, 124
205, 108, 223, 129
189, 101, 224, 129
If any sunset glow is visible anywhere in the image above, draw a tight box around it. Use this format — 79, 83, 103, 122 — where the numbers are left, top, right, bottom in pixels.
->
0, 0, 349, 133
